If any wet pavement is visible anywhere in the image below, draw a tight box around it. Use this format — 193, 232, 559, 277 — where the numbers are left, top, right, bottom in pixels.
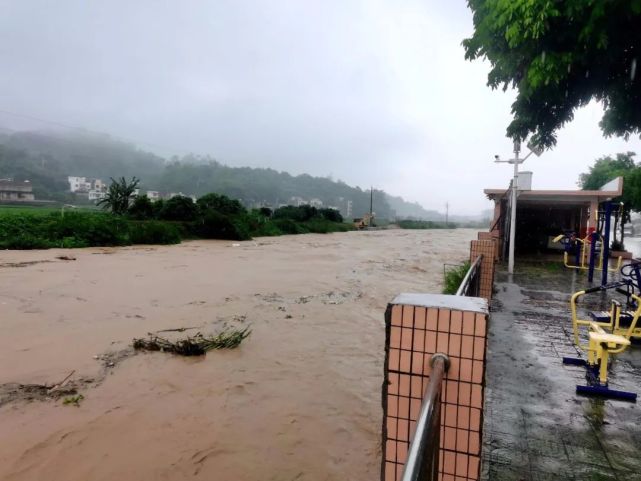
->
482, 261, 641, 481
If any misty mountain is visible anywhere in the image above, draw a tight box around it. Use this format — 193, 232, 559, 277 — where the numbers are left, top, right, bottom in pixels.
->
0, 128, 464, 219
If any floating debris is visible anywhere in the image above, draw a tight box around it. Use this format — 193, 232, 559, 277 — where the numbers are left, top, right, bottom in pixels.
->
63, 394, 84, 406
133, 328, 251, 356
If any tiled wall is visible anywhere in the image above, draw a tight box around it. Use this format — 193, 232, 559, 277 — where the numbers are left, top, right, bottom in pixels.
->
469, 240, 495, 300
382, 294, 489, 481
477, 232, 500, 262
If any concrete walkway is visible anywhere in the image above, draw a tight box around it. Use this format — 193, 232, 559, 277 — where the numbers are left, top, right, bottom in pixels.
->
482, 263, 641, 481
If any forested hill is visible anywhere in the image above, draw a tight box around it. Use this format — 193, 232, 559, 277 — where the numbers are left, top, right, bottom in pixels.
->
0, 128, 440, 219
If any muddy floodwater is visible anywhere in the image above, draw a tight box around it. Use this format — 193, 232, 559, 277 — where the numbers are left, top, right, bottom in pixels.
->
0, 229, 475, 481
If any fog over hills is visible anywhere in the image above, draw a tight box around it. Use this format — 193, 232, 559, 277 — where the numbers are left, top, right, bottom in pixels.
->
0, 127, 485, 220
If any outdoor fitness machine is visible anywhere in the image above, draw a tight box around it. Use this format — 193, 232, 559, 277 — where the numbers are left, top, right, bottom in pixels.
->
554, 201, 623, 285
563, 281, 640, 401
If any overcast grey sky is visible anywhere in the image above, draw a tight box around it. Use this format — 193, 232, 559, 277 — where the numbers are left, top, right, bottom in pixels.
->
2, 0, 641, 215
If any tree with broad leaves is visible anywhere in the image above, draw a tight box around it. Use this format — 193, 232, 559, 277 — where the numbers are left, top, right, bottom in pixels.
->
464, 0, 641, 148
98, 177, 140, 215
578, 152, 638, 248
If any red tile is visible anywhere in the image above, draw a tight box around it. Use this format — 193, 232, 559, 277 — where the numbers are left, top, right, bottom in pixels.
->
461, 336, 474, 359
443, 451, 456, 475
474, 314, 487, 336
459, 359, 473, 383
400, 350, 411, 373
387, 416, 397, 439
388, 372, 399, 395
391, 305, 403, 326
443, 380, 458, 403
437, 332, 449, 352
402, 306, 414, 327
472, 360, 484, 384
413, 329, 425, 351
426, 308, 438, 330
468, 455, 480, 479
471, 385, 482, 408
410, 375, 424, 400
458, 382, 471, 406
389, 348, 400, 371
462, 311, 475, 335
387, 395, 398, 417
456, 429, 469, 452
397, 441, 408, 464
443, 426, 457, 450
425, 331, 437, 354
450, 310, 463, 333
455, 453, 468, 477
469, 431, 480, 455
411, 352, 425, 376
409, 398, 421, 419
401, 328, 413, 350
414, 307, 427, 329
473, 337, 485, 360
447, 357, 460, 381
438, 308, 451, 331
385, 440, 396, 461
384, 461, 396, 481
449, 334, 461, 357
470, 408, 481, 431
457, 406, 470, 429
398, 396, 410, 418
399, 374, 412, 397
444, 403, 457, 427
390, 326, 401, 349
397, 418, 409, 441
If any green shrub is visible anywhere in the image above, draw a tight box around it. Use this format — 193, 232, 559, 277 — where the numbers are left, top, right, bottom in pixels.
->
128, 195, 155, 220
273, 205, 318, 222
194, 211, 251, 240
318, 208, 343, 223
272, 218, 308, 234
160, 195, 197, 221
442, 261, 471, 294
251, 221, 282, 237
128, 221, 181, 244
197, 193, 246, 216
258, 207, 273, 218
0, 233, 52, 249
51, 212, 130, 246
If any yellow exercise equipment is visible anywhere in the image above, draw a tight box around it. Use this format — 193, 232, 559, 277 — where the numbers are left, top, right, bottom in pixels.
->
563, 283, 639, 401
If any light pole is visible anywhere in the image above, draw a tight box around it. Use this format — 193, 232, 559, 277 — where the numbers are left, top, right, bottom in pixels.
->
495, 140, 542, 274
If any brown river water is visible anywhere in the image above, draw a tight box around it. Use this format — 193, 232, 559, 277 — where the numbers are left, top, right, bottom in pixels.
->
0, 229, 475, 481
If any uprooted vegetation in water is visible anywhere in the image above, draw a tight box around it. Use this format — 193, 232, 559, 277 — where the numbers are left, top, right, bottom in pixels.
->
133, 328, 251, 356
1, 325, 251, 407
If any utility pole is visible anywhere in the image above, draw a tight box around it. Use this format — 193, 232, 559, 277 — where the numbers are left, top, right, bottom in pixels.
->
369, 186, 373, 218
494, 139, 542, 275
508, 142, 520, 275
445, 202, 449, 226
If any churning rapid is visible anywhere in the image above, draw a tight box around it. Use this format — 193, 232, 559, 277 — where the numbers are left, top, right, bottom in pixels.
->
0, 229, 475, 481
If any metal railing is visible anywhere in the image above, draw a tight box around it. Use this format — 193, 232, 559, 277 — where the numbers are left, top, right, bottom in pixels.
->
400, 353, 450, 481
456, 255, 483, 297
